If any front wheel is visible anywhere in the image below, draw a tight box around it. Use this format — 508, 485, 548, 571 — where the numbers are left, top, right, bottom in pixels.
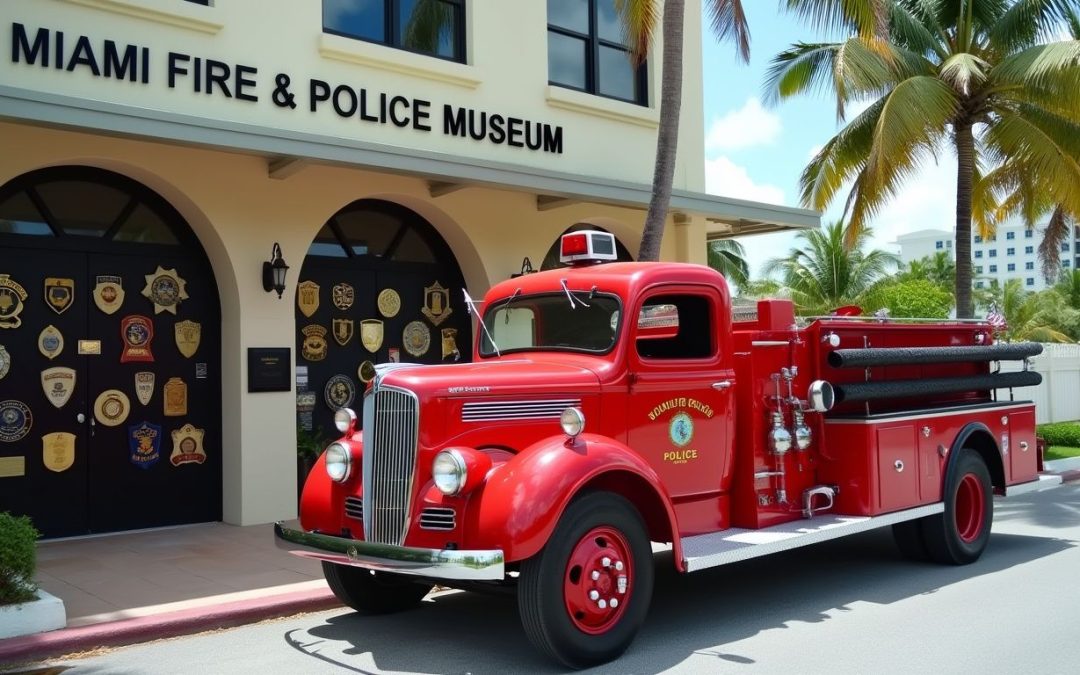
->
321, 561, 433, 614
921, 449, 993, 565
518, 492, 654, 669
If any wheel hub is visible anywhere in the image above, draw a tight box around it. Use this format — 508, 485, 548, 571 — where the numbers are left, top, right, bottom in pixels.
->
564, 526, 633, 634
956, 472, 986, 543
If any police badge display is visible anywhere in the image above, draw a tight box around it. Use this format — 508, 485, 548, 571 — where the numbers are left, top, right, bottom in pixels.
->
174, 320, 201, 358
403, 320, 431, 357
170, 423, 207, 466
301, 325, 328, 361
128, 421, 162, 470
332, 318, 354, 347
44, 278, 75, 314
332, 283, 354, 310
377, 288, 401, 318
163, 377, 187, 417
134, 371, 155, 405
357, 360, 376, 383
42, 432, 76, 473
0, 274, 29, 329
0, 345, 10, 380
120, 315, 155, 363
422, 281, 453, 326
0, 400, 32, 442
360, 319, 384, 353
324, 374, 356, 410
297, 280, 320, 318
142, 266, 189, 315
94, 389, 131, 427
38, 325, 64, 360
441, 328, 459, 360
41, 367, 76, 409
93, 275, 125, 314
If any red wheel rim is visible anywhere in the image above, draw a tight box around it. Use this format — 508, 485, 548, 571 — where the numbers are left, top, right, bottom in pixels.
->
563, 526, 633, 635
955, 473, 986, 544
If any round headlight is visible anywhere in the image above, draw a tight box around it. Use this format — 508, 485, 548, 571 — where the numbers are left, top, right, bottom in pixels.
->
334, 408, 357, 434
560, 407, 585, 438
324, 442, 351, 483
432, 450, 466, 496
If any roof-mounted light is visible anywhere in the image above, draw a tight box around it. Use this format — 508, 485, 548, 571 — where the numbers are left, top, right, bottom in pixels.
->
559, 230, 618, 266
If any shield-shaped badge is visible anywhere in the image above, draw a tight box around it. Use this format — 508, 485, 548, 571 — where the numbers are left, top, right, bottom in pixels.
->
332, 283, 354, 310
134, 371, 155, 405
38, 325, 64, 360
170, 423, 207, 466
332, 318, 354, 346
324, 374, 356, 410
360, 319, 384, 353
301, 325, 328, 361
41, 367, 76, 409
0, 345, 11, 380
0, 275, 28, 329
44, 278, 75, 315
163, 377, 187, 417
297, 281, 320, 318
142, 266, 189, 315
128, 421, 162, 470
422, 281, 453, 326
174, 320, 201, 358
441, 328, 460, 360
42, 432, 76, 473
93, 275, 125, 314
120, 315, 154, 363
94, 389, 131, 427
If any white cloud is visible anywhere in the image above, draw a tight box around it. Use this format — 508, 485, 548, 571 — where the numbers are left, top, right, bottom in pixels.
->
705, 97, 782, 153
705, 156, 786, 205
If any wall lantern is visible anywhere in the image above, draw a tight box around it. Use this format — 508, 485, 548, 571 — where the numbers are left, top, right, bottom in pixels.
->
262, 242, 290, 298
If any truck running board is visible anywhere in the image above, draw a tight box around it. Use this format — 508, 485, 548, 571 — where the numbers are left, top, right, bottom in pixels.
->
681, 503, 945, 572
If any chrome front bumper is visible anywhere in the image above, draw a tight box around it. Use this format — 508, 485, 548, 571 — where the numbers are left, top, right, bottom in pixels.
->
274, 521, 505, 581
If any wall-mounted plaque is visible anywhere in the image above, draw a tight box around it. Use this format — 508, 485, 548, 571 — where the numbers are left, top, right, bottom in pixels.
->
247, 347, 291, 392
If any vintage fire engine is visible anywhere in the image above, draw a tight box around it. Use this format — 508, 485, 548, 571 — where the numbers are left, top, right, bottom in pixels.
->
276, 230, 1062, 668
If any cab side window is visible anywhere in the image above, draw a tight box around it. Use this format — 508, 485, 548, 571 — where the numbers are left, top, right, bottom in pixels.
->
636, 294, 713, 359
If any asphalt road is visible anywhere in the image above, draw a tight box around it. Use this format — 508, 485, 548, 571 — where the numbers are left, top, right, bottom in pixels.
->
43, 484, 1080, 675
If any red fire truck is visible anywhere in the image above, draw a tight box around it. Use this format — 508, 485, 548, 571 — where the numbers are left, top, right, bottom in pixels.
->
276, 230, 1062, 668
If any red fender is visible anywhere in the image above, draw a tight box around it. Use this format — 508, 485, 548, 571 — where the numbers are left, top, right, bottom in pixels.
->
463, 432, 684, 569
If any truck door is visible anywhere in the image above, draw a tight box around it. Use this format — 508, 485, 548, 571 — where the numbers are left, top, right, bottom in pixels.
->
626, 286, 735, 533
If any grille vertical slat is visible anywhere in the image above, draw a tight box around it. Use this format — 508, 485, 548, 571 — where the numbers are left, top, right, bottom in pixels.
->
361, 384, 419, 545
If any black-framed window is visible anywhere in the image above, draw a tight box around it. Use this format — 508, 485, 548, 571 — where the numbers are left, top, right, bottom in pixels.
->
547, 0, 647, 105
323, 0, 465, 63
184, 0, 209, 5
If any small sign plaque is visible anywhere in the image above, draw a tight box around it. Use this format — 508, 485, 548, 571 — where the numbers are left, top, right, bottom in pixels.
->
0, 456, 26, 478
78, 340, 102, 355
195, 363, 208, 379
247, 348, 291, 392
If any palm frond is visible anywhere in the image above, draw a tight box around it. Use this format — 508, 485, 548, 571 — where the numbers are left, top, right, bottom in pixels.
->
401, 0, 454, 54
707, 0, 751, 63
1038, 207, 1073, 283
940, 52, 990, 94
707, 238, 751, 286
799, 97, 885, 210
613, 0, 661, 64
988, 0, 1080, 53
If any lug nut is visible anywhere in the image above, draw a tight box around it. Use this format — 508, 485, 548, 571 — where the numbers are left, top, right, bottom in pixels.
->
591, 570, 600, 581
614, 560, 624, 571
610, 598, 619, 608
617, 576, 628, 593
598, 599, 607, 609
589, 590, 599, 601
601, 557, 611, 567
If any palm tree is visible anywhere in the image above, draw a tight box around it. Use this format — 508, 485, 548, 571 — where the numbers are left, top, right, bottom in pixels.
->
764, 220, 898, 314
766, 1, 1080, 318
1056, 268, 1080, 309
994, 279, 1073, 342
706, 238, 750, 287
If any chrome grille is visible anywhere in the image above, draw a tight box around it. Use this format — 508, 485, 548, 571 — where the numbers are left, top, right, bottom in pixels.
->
362, 384, 419, 545
419, 507, 456, 531
344, 496, 363, 521
462, 398, 581, 422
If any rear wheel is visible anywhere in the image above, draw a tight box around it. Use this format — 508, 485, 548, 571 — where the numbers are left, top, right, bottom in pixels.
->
321, 561, 433, 614
518, 492, 654, 669
921, 449, 993, 565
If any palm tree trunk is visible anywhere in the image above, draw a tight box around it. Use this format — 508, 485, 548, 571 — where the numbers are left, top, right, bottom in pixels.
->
638, 0, 685, 262
954, 121, 975, 318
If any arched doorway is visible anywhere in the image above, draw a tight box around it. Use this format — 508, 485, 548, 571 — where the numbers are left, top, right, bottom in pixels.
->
295, 199, 471, 441
0, 166, 221, 538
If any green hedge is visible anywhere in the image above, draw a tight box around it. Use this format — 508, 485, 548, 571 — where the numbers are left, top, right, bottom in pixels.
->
0, 512, 39, 605
1036, 421, 1080, 448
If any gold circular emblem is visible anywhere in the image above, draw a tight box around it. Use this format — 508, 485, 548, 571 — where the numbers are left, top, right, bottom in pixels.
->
377, 289, 401, 318
402, 321, 431, 357
358, 360, 376, 383
94, 389, 131, 427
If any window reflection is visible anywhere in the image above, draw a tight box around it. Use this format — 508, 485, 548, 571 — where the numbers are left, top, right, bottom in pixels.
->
547, 0, 646, 104
548, 32, 587, 89
323, 0, 463, 62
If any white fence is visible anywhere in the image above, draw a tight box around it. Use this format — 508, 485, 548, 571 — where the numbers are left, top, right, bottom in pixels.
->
996, 343, 1080, 424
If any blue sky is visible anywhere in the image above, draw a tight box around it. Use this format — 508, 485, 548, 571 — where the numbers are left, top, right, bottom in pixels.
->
699, 4, 958, 277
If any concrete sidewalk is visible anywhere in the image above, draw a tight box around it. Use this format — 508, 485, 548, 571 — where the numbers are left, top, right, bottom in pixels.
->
3, 458, 1079, 667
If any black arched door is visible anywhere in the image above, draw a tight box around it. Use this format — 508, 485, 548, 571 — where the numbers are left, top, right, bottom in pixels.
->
0, 167, 221, 537
295, 200, 471, 442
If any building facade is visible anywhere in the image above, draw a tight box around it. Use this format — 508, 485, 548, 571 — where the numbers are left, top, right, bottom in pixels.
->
0, 0, 816, 537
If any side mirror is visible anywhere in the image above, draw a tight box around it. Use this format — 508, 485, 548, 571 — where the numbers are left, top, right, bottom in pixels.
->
636, 303, 679, 340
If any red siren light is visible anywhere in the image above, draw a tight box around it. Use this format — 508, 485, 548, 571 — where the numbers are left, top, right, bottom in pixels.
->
559, 230, 618, 265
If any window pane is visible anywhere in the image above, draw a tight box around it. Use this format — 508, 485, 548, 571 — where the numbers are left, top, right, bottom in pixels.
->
398, 0, 458, 58
112, 203, 179, 245
0, 191, 53, 236
547, 0, 588, 32
307, 224, 348, 258
548, 32, 586, 89
598, 45, 636, 100
324, 0, 385, 43
392, 228, 436, 263
35, 181, 130, 237
596, 0, 626, 44
334, 208, 400, 257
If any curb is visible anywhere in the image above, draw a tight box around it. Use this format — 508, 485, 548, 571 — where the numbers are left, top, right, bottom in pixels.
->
0, 586, 341, 666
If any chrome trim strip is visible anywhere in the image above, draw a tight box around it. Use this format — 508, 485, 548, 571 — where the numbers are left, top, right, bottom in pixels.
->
274, 521, 504, 581
461, 398, 580, 422
1003, 474, 1063, 497
363, 383, 420, 546
750, 340, 789, 347
824, 402, 1033, 425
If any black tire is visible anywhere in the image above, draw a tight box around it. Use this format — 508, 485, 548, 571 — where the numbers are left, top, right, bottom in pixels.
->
921, 449, 994, 565
518, 492, 654, 669
321, 561, 433, 614
891, 519, 930, 561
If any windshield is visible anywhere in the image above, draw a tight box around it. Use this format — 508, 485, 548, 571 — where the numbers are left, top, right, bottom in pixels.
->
479, 292, 621, 356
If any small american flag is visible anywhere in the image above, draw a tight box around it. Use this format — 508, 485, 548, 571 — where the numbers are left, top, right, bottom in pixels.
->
986, 304, 1007, 333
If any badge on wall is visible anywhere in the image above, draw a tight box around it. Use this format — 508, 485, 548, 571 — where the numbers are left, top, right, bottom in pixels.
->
170, 423, 207, 466
0, 345, 10, 380
142, 266, 189, 315
377, 288, 401, 318
174, 320, 201, 358
422, 281, 452, 326
134, 371, 155, 405
324, 374, 356, 410
357, 360, 376, 383
44, 278, 74, 315
94, 389, 130, 427
332, 283, 354, 310
297, 281, 320, 318
93, 275, 125, 314
301, 325, 328, 361
360, 319, 384, 353
0, 400, 32, 443
388, 347, 400, 363
402, 321, 431, 357
441, 328, 459, 360
0, 274, 29, 329
120, 315, 155, 363
40, 367, 76, 409
38, 325, 64, 360
42, 432, 75, 473
163, 377, 188, 417
332, 318, 354, 347
128, 421, 162, 470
